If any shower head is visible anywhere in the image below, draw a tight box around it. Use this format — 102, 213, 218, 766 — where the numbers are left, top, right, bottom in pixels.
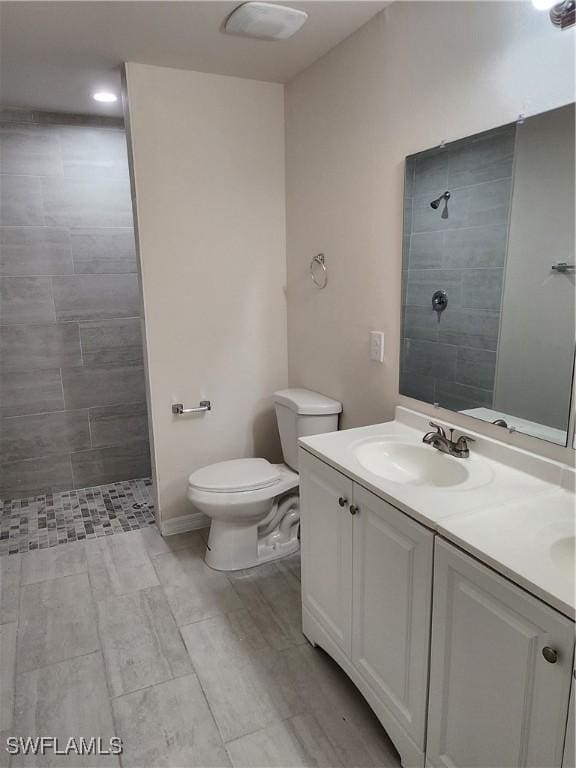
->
430, 191, 451, 209
430, 190, 451, 219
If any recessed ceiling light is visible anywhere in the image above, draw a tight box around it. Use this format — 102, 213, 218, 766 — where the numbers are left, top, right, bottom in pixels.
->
92, 91, 118, 103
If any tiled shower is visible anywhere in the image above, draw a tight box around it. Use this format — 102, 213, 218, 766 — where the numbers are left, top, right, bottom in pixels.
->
401, 124, 515, 412
0, 109, 151, 515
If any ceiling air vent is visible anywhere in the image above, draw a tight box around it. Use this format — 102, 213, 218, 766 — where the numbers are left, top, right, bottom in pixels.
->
224, 2, 308, 40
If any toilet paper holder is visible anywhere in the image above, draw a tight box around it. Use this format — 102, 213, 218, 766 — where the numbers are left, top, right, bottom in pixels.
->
172, 401, 212, 415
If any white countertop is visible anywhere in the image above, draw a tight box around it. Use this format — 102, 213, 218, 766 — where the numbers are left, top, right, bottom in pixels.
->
438, 489, 575, 619
299, 407, 575, 619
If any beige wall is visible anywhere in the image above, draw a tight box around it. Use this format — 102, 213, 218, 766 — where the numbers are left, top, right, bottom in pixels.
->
285, 1, 575, 461
124, 63, 287, 524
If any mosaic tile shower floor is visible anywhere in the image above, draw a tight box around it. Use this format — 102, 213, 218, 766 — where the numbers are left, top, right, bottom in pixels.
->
0, 477, 155, 557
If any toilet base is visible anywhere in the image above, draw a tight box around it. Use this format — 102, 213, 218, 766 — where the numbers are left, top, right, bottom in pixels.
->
256, 536, 300, 567
205, 493, 300, 571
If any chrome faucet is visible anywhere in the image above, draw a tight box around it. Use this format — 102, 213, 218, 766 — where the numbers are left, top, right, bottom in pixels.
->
422, 422, 474, 458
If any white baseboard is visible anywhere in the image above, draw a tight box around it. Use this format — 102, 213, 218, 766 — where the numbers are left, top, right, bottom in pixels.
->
160, 512, 210, 536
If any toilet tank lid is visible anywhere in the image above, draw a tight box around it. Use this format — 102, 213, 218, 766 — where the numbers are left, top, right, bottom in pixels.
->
273, 388, 342, 415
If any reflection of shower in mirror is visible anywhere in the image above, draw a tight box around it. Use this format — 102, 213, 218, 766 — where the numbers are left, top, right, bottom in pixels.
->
401, 104, 575, 446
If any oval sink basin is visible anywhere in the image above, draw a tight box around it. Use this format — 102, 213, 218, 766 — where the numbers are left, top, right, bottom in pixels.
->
354, 440, 475, 487
549, 536, 575, 579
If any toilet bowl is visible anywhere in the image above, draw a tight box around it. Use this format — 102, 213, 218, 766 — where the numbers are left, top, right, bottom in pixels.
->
187, 388, 342, 571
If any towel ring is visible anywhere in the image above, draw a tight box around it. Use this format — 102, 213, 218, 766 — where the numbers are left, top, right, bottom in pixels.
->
310, 253, 327, 289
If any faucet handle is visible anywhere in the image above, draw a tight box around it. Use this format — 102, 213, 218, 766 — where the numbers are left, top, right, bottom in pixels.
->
453, 434, 475, 456
428, 421, 446, 438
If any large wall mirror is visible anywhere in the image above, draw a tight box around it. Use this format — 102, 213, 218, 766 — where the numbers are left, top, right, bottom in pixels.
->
401, 104, 575, 446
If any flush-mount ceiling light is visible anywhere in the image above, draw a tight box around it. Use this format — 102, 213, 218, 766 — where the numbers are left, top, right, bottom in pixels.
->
549, 0, 575, 27
92, 91, 118, 103
224, 2, 308, 40
532, 0, 575, 28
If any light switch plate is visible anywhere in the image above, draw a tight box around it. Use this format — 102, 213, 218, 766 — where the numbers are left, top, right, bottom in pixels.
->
370, 331, 385, 362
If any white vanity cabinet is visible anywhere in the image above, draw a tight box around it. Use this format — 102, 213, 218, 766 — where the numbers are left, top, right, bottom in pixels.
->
299, 444, 575, 768
427, 539, 575, 768
299, 449, 434, 766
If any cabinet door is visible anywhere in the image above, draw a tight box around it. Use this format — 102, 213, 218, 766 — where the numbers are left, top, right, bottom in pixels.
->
428, 539, 575, 768
563, 672, 575, 768
351, 483, 434, 749
299, 449, 354, 656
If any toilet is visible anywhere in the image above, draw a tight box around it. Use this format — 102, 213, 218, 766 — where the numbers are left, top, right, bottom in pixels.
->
187, 388, 342, 571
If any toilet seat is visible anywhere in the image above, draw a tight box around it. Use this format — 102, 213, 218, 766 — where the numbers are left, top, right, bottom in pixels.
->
188, 458, 281, 494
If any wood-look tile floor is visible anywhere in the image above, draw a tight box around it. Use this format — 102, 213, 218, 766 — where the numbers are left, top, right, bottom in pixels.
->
0, 526, 401, 768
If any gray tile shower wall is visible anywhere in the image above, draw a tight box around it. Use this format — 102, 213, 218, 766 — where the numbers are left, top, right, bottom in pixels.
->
0, 111, 151, 498
401, 125, 515, 411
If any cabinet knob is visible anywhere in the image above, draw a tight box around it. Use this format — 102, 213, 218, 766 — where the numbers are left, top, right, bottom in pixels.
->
349, 505, 359, 516
542, 646, 559, 664
338, 497, 348, 507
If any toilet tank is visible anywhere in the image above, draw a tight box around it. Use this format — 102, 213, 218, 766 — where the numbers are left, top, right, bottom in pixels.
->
273, 388, 342, 471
